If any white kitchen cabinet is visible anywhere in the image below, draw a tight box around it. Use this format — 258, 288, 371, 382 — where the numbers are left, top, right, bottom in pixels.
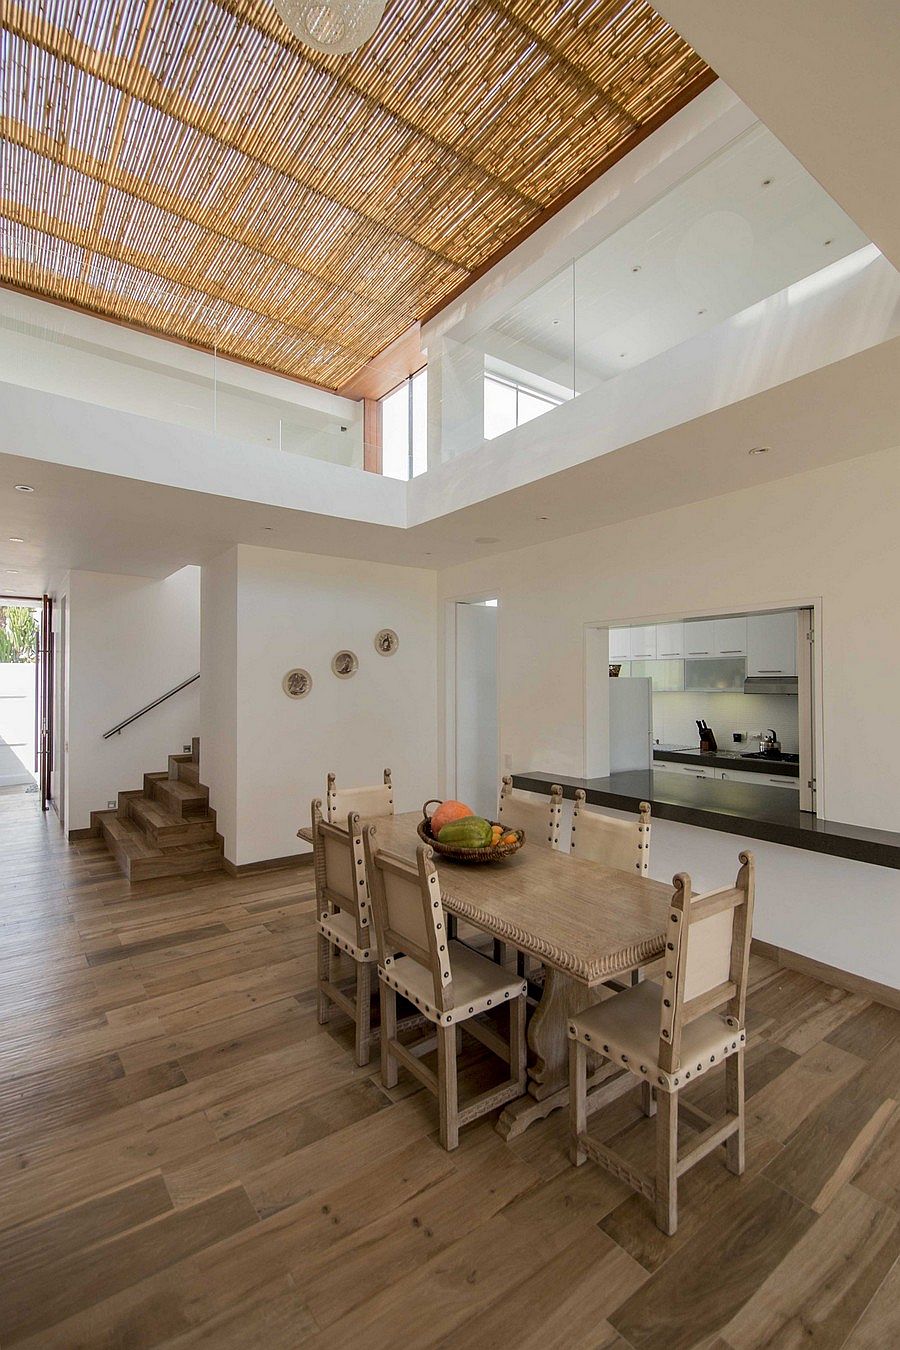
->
655, 621, 684, 658
609, 627, 632, 662
629, 625, 657, 659
747, 612, 797, 677
713, 616, 747, 656
683, 619, 717, 657
717, 767, 799, 790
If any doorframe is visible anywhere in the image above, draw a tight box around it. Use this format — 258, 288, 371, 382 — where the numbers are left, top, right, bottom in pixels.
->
443, 592, 500, 803
583, 595, 826, 819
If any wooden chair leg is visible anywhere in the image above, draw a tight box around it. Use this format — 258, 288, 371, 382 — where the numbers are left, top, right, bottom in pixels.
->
510, 993, 527, 1093
725, 1048, 746, 1175
655, 1088, 679, 1236
569, 1039, 587, 1165
641, 1080, 656, 1117
354, 960, 372, 1067
316, 933, 331, 1025
380, 981, 398, 1089
437, 1023, 459, 1151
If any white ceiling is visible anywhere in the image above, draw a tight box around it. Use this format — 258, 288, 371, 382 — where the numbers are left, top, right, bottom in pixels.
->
655, 0, 900, 273
2, 335, 899, 594
479, 123, 869, 390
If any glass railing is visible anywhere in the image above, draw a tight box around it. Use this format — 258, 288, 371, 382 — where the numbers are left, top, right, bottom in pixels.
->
0, 290, 364, 469
438, 122, 872, 464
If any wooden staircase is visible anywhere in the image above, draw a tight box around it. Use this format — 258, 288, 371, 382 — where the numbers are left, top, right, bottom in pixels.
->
92, 737, 225, 881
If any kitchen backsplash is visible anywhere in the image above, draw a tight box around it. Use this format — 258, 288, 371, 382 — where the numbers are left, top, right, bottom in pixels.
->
652, 692, 800, 753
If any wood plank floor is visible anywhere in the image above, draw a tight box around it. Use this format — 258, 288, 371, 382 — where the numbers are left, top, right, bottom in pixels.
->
1, 785, 899, 1348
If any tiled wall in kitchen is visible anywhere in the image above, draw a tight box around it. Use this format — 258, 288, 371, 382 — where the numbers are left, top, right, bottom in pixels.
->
652, 692, 799, 753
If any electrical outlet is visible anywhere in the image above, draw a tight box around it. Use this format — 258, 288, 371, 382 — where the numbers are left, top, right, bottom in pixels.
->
107, 800, 116, 808
732, 731, 746, 743
183, 744, 191, 753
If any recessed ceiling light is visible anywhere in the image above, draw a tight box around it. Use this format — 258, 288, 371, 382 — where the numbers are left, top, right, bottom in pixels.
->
8, 536, 24, 543
536, 515, 549, 521
824, 239, 833, 246
261, 525, 275, 531
4, 569, 19, 575
748, 446, 771, 455
474, 536, 500, 544
631, 265, 641, 274
14, 484, 34, 493
761, 178, 773, 187
697, 308, 707, 315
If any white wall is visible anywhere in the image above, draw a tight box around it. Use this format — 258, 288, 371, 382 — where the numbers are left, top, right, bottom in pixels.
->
437, 444, 900, 832
0, 663, 36, 786
65, 567, 200, 831
201, 544, 438, 867
200, 550, 238, 857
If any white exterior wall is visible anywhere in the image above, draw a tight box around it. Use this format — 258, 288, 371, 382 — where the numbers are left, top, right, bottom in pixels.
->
0, 663, 36, 786
65, 567, 201, 831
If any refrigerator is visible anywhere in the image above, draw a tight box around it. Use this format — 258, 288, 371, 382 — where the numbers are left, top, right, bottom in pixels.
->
609, 677, 652, 773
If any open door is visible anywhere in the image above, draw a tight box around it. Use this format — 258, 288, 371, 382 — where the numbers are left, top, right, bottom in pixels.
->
35, 594, 53, 812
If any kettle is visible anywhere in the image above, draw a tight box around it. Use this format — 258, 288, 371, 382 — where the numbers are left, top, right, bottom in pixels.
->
759, 728, 782, 757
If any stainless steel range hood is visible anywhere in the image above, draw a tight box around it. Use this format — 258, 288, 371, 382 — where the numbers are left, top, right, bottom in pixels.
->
743, 674, 798, 695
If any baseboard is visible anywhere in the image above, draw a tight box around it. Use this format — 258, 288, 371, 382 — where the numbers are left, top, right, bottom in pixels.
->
752, 938, 900, 1010
222, 852, 313, 877
68, 825, 99, 841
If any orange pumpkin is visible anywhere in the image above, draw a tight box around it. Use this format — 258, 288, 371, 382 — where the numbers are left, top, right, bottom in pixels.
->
430, 799, 474, 835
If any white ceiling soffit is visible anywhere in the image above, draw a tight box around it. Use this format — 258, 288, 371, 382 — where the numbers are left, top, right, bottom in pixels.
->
2, 335, 899, 593
653, 0, 900, 271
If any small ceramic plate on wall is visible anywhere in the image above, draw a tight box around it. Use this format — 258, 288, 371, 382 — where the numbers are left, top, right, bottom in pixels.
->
331, 650, 358, 679
374, 628, 399, 655
283, 668, 312, 698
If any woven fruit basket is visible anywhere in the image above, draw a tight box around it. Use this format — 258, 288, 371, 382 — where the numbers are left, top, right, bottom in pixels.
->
418, 800, 525, 864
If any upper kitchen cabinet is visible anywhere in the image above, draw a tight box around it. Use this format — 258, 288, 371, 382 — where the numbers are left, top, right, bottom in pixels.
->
713, 616, 747, 656
683, 619, 716, 657
609, 627, 631, 662
629, 625, 657, 659
655, 621, 684, 658
747, 611, 798, 676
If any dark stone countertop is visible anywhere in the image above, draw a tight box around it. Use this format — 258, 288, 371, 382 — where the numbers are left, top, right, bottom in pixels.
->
512, 770, 900, 871
653, 748, 799, 777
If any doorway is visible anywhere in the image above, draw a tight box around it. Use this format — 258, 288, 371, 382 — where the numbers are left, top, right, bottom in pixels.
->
0, 598, 40, 792
453, 599, 498, 818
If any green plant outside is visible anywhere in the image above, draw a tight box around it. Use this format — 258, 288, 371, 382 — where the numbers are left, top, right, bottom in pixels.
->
0, 606, 38, 663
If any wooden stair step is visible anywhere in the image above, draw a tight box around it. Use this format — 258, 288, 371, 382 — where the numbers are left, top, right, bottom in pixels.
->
96, 812, 223, 882
125, 795, 216, 847
145, 773, 209, 817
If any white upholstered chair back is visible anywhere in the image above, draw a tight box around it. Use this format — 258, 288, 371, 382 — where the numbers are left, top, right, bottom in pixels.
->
570, 792, 651, 874
658, 852, 755, 1074
497, 776, 563, 849
326, 768, 394, 822
364, 828, 452, 1010
310, 800, 370, 946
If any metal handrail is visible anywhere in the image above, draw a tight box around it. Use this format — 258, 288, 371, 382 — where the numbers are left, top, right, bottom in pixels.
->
102, 673, 199, 739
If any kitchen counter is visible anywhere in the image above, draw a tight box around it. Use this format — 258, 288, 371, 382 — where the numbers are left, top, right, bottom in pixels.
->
654, 747, 799, 778
512, 770, 900, 870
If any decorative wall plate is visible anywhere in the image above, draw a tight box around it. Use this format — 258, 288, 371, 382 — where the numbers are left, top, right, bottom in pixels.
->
282, 668, 312, 698
374, 628, 399, 655
331, 650, 358, 679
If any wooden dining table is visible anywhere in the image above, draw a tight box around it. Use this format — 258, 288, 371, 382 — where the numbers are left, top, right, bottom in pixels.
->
299, 810, 675, 1137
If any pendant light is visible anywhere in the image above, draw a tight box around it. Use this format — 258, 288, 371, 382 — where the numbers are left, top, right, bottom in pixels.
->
272, 0, 387, 55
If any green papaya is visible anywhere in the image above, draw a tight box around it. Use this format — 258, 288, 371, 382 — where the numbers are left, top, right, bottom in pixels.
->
437, 815, 493, 848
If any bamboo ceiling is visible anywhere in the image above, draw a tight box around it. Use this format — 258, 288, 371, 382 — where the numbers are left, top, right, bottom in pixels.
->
0, 0, 711, 391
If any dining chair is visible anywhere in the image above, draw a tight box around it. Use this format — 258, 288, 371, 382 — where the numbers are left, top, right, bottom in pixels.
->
364, 825, 527, 1150
311, 799, 379, 1066
570, 791, 651, 874
498, 775, 563, 848
326, 768, 393, 823
567, 851, 755, 1235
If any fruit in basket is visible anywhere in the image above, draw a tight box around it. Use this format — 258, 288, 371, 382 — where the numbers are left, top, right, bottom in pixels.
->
490, 823, 503, 844
437, 815, 493, 848
501, 831, 518, 845
430, 799, 474, 835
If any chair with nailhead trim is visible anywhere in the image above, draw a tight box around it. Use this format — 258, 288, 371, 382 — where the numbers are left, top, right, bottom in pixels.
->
567, 851, 755, 1235
326, 768, 393, 823
570, 792, 651, 874
498, 775, 563, 849
364, 824, 527, 1151
311, 800, 379, 1066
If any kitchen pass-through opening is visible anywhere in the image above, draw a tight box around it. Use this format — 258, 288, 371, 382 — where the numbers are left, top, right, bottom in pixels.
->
588, 605, 817, 813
